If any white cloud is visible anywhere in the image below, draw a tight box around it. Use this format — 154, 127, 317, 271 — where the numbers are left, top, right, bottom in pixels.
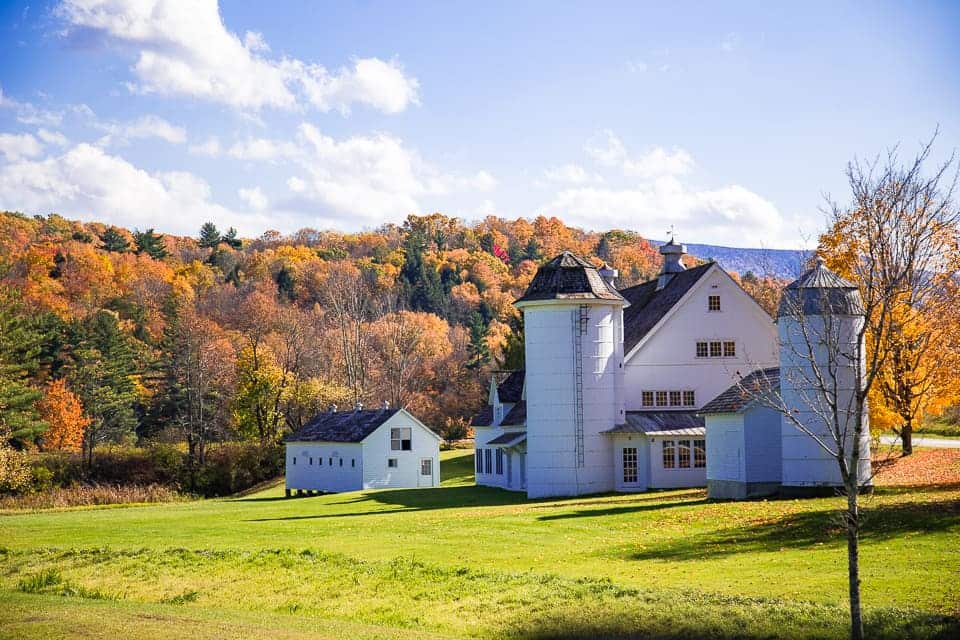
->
94, 114, 187, 146
57, 0, 420, 114
538, 163, 604, 187
238, 186, 268, 210
37, 128, 69, 146
0, 133, 44, 161
585, 130, 694, 179
227, 137, 300, 162
0, 86, 63, 126
189, 136, 222, 157
286, 176, 306, 193
0, 142, 270, 235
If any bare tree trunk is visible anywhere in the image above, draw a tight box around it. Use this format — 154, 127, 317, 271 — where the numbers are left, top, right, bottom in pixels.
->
846, 486, 864, 640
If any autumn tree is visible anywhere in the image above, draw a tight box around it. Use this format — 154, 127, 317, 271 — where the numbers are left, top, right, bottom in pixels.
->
37, 378, 89, 452
369, 309, 453, 410
320, 261, 379, 403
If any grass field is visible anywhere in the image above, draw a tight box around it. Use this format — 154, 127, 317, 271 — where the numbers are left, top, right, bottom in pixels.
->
1, 449, 959, 639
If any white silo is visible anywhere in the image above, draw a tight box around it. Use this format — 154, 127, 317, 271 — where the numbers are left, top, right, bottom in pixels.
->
515, 252, 629, 498
777, 258, 872, 494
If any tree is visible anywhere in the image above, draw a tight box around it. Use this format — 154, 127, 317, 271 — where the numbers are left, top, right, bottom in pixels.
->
466, 312, 490, 369
369, 309, 452, 409
0, 289, 46, 445
321, 262, 378, 404
37, 378, 89, 452
133, 228, 169, 259
221, 227, 242, 249
99, 227, 130, 253
198, 222, 222, 249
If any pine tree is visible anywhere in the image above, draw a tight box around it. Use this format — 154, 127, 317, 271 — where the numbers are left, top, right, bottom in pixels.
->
0, 290, 47, 445
466, 312, 490, 369
221, 227, 242, 249
499, 314, 525, 370
99, 227, 130, 253
133, 228, 169, 259
198, 222, 222, 249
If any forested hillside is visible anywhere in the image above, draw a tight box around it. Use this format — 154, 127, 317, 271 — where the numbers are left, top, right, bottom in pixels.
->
0, 210, 786, 489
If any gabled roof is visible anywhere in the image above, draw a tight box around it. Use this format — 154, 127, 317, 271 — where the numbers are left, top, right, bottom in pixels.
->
620, 262, 714, 353
515, 251, 626, 304
603, 411, 705, 436
497, 370, 525, 403
501, 401, 526, 426
286, 408, 399, 443
700, 367, 780, 414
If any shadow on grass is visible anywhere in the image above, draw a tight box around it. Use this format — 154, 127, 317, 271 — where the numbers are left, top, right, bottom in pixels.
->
620, 496, 960, 562
538, 497, 708, 521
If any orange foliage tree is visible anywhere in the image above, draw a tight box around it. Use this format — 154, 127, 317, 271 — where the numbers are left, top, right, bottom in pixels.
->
37, 379, 90, 452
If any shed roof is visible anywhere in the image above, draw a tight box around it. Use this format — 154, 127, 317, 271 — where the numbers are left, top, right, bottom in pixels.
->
486, 432, 527, 446
515, 251, 627, 304
603, 411, 705, 436
700, 368, 781, 414
620, 262, 714, 353
286, 408, 400, 443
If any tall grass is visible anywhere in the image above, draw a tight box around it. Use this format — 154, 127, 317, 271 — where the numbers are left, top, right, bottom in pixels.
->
0, 483, 184, 511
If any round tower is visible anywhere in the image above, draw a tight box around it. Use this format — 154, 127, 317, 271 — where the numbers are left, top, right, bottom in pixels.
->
777, 258, 871, 494
515, 251, 629, 498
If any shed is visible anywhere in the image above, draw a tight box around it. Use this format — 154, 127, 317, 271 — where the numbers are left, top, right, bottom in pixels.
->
603, 411, 707, 491
700, 368, 782, 499
284, 406, 441, 495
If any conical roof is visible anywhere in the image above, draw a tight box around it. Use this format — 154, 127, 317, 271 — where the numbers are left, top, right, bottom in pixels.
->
778, 258, 864, 317
515, 251, 627, 305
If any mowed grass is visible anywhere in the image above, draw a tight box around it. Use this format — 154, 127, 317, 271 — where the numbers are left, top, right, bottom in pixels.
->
1, 449, 958, 639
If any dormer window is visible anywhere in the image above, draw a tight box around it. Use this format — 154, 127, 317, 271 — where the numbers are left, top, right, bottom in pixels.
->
708, 295, 721, 312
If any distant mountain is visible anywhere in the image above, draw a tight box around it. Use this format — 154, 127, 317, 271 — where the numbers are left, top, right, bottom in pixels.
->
651, 241, 811, 279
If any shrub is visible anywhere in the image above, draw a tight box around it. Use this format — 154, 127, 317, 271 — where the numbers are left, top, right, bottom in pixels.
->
0, 483, 184, 510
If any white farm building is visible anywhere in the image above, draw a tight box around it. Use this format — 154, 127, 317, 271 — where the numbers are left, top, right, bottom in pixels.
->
472, 242, 871, 500
284, 405, 441, 495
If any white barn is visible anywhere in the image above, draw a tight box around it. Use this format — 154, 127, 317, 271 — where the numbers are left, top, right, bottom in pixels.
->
473, 240, 780, 498
284, 405, 441, 495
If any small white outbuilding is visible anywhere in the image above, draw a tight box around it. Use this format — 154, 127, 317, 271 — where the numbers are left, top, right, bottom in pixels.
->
284, 405, 441, 495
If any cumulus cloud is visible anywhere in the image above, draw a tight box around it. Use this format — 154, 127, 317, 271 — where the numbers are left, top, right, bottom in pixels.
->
37, 128, 69, 146
0, 133, 44, 161
238, 186, 268, 210
0, 142, 271, 234
57, 0, 420, 114
585, 130, 694, 179
94, 114, 187, 146
189, 136, 222, 157
0, 86, 63, 127
227, 137, 300, 162
538, 163, 604, 187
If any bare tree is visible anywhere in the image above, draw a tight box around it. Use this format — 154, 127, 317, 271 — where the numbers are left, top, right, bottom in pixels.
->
738, 137, 958, 640
320, 262, 379, 404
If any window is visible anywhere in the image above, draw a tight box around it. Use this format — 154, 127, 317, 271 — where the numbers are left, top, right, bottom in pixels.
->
484, 449, 492, 474
328, 457, 333, 466
475, 449, 482, 473
709, 341, 722, 357
292, 457, 297, 465
309, 457, 313, 465
683, 390, 696, 407
662, 441, 675, 469
391, 427, 412, 451
339, 458, 343, 467
708, 295, 721, 312
669, 390, 682, 407
694, 440, 706, 468
387, 458, 398, 468
421, 458, 433, 476
696, 341, 708, 358
495, 449, 503, 475
678, 440, 691, 468
723, 341, 736, 357
641, 391, 654, 407
318, 457, 322, 466
351, 458, 356, 468
655, 391, 668, 407
622, 447, 638, 484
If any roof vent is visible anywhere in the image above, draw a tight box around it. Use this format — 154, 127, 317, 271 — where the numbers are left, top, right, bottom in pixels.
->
382, 400, 390, 410
598, 261, 618, 288
656, 238, 687, 291
354, 401, 363, 412
329, 404, 337, 413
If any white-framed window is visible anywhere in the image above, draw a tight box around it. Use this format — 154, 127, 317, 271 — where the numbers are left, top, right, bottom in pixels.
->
309, 457, 313, 465
387, 458, 398, 468
328, 457, 333, 466
421, 458, 433, 476
484, 449, 492, 474
475, 449, 482, 473
351, 458, 356, 468
391, 427, 412, 451
318, 457, 322, 466
292, 457, 297, 465
662, 441, 675, 469
495, 449, 503, 475
696, 341, 708, 358
723, 341, 736, 357
339, 458, 343, 467
678, 439, 691, 468
655, 391, 668, 407
669, 391, 682, 407
622, 447, 638, 484
694, 440, 706, 468
641, 391, 654, 407
683, 390, 696, 407
708, 295, 721, 312
709, 341, 722, 357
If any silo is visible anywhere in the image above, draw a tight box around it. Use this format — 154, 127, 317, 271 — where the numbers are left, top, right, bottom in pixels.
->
515, 252, 629, 498
777, 258, 872, 494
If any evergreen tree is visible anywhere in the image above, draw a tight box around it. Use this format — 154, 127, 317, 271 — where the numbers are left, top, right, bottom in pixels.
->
198, 222, 222, 249
524, 238, 542, 262
133, 228, 170, 259
401, 229, 448, 317
99, 227, 130, 253
499, 314, 525, 370
466, 312, 490, 369
0, 290, 46, 445
275, 266, 296, 301
221, 227, 242, 249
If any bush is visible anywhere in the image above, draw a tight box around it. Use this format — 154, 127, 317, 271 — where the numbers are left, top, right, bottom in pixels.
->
0, 483, 183, 510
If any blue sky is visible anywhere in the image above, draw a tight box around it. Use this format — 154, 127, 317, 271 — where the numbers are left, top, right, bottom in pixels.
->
0, 1, 957, 248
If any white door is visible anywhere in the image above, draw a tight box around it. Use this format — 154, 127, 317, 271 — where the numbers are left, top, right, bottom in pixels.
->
622, 447, 639, 487
418, 457, 434, 487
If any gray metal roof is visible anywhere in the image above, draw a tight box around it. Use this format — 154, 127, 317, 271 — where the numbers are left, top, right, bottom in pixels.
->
515, 251, 627, 304
501, 400, 526, 426
699, 368, 780, 414
497, 370, 525, 403
486, 432, 527, 446
778, 259, 863, 317
286, 408, 400, 443
603, 411, 705, 436
471, 405, 494, 427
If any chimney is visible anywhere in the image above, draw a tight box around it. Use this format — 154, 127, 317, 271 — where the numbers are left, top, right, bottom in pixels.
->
656, 238, 687, 291
382, 400, 390, 410
354, 401, 363, 412
598, 262, 618, 288
329, 404, 337, 413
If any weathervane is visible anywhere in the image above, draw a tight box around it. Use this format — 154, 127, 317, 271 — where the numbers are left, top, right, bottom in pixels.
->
666, 224, 675, 241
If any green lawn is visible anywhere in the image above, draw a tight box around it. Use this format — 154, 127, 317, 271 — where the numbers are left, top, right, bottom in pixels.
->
1, 449, 958, 639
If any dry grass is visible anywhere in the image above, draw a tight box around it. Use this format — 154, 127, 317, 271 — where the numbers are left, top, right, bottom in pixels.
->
874, 449, 960, 487
0, 484, 184, 511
